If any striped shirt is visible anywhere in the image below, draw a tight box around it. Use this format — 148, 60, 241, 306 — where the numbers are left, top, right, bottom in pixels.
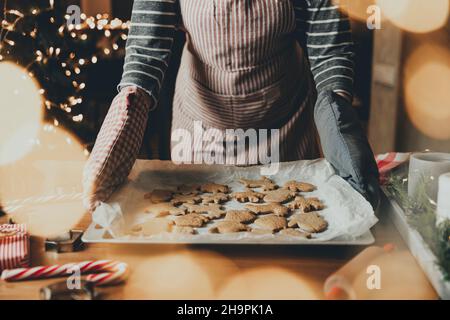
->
119, 0, 355, 106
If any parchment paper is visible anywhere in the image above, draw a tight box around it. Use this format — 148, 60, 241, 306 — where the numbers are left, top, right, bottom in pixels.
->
92, 159, 378, 243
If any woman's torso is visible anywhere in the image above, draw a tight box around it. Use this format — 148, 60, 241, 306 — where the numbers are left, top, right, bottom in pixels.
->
172, 0, 319, 161
179, 0, 302, 95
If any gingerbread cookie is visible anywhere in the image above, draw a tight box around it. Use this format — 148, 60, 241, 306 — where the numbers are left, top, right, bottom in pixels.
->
254, 215, 287, 231
263, 189, 296, 203
145, 202, 186, 216
172, 226, 197, 235
224, 210, 256, 224
288, 212, 328, 233
200, 183, 230, 194
279, 228, 311, 238
201, 193, 230, 204
138, 218, 174, 236
177, 184, 201, 194
209, 221, 250, 234
125, 224, 143, 236
283, 180, 316, 192
183, 203, 226, 219
232, 190, 265, 203
245, 203, 289, 216
171, 194, 202, 206
175, 213, 209, 227
144, 189, 173, 203
287, 196, 324, 212
239, 176, 277, 191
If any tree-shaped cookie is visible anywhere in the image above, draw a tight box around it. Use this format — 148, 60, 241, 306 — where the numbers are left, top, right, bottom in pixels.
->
288, 212, 328, 233
287, 196, 324, 213
232, 189, 265, 203
209, 221, 250, 234
238, 177, 277, 191
183, 203, 226, 219
283, 180, 316, 192
201, 193, 230, 204
254, 215, 287, 232
175, 213, 209, 227
171, 194, 202, 206
224, 210, 256, 224
263, 189, 296, 203
145, 202, 186, 216
245, 203, 289, 216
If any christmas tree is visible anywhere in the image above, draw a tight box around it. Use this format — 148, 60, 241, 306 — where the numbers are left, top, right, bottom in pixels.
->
0, 0, 128, 144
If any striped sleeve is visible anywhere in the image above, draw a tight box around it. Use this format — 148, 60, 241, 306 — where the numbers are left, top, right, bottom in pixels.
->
294, 0, 355, 97
118, 0, 179, 108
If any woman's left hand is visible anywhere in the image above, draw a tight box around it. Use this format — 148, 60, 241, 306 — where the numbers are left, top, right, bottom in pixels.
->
314, 90, 380, 210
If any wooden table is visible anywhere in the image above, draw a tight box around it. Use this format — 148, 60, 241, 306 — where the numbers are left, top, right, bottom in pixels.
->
0, 197, 438, 300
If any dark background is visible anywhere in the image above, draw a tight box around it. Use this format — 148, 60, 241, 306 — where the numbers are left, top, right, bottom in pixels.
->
1, 0, 374, 159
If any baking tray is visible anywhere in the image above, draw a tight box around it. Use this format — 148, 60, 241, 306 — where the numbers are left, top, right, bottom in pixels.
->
82, 224, 374, 245
82, 160, 377, 246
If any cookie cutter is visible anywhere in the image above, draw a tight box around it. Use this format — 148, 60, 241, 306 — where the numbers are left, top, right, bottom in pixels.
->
40, 280, 98, 300
45, 230, 84, 253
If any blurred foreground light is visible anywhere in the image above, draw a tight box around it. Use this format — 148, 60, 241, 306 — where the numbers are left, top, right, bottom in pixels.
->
0, 62, 43, 166
404, 44, 450, 140
0, 126, 87, 237
352, 251, 437, 299
333, 0, 376, 22
125, 250, 238, 299
217, 267, 319, 299
377, 0, 449, 33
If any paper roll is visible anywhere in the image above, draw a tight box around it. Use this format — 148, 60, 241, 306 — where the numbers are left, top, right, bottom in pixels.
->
323, 245, 394, 299
437, 173, 450, 224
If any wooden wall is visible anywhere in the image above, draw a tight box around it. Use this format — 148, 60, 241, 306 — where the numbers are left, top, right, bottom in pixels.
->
369, 19, 450, 154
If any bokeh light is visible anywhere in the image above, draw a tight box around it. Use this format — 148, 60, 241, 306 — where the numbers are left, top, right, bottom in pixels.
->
352, 251, 437, 299
0, 126, 87, 237
124, 250, 238, 299
377, 0, 449, 33
217, 267, 320, 300
0, 62, 43, 166
403, 43, 450, 140
333, 0, 377, 22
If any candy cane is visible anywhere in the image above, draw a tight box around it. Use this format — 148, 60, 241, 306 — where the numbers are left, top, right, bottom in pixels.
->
4, 193, 83, 213
85, 261, 129, 286
0, 260, 128, 286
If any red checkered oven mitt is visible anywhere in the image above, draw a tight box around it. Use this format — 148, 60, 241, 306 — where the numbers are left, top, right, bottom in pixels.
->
83, 87, 151, 212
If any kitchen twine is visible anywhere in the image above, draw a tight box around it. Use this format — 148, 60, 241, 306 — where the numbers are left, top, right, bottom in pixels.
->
0, 260, 129, 286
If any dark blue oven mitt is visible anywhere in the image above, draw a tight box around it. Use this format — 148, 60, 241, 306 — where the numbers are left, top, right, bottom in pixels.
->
314, 90, 380, 210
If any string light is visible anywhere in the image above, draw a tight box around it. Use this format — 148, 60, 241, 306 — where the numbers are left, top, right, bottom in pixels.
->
0, 2, 130, 126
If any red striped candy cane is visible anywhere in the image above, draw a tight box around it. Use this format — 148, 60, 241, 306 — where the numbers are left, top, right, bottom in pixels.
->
0, 260, 128, 286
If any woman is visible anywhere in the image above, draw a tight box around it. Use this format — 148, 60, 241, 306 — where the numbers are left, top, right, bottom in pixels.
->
83, 0, 379, 211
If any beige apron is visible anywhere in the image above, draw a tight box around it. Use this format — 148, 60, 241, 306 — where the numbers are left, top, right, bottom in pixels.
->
172, 0, 320, 163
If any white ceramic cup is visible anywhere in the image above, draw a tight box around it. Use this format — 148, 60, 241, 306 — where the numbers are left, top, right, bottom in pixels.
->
408, 152, 450, 201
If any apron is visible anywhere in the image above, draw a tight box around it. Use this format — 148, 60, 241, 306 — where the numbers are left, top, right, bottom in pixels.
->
172, 0, 320, 164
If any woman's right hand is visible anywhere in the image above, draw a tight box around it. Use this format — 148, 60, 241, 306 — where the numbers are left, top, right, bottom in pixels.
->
82, 86, 152, 212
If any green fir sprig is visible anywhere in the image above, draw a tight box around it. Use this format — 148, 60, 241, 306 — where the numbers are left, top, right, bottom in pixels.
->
386, 174, 450, 281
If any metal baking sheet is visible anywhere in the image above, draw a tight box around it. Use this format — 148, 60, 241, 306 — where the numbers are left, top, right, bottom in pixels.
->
82, 224, 374, 245
82, 160, 377, 246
